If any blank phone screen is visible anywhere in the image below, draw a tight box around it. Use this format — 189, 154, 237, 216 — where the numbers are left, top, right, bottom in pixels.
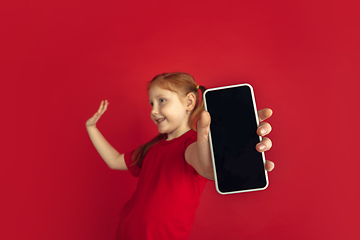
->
205, 85, 267, 193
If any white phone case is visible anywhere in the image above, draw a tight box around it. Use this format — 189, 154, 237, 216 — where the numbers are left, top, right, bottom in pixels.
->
204, 83, 268, 195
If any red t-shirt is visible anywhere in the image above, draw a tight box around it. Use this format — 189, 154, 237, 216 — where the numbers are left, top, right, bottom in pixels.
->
116, 130, 208, 240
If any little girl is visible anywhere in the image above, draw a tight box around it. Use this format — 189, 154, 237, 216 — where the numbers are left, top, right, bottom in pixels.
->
86, 72, 274, 240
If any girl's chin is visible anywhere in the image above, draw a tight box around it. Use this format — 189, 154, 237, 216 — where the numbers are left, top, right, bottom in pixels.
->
158, 128, 174, 136
157, 127, 168, 134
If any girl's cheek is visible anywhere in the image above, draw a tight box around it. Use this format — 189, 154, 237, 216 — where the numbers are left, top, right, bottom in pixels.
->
161, 105, 169, 112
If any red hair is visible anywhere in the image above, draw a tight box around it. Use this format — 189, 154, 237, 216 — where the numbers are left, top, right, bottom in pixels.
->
131, 72, 206, 168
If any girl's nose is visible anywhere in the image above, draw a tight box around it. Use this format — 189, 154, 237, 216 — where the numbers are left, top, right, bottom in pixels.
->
151, 107, 158, 116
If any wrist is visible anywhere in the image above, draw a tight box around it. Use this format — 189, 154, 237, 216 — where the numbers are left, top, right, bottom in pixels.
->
86, 124, 97, 129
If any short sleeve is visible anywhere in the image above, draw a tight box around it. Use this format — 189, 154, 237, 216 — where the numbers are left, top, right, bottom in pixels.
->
124, 150, 141, 177
183, 130, 198, 152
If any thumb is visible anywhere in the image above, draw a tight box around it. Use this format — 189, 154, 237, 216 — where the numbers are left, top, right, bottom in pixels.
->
197, 111, 212, 165
197, 111, 211, 131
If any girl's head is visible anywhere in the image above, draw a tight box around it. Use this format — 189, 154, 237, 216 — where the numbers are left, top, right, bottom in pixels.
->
132, 72, 205, 167
148, 72, 205, 136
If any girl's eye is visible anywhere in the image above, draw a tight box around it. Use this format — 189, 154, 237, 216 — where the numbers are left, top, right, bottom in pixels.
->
159, 99, 165, 103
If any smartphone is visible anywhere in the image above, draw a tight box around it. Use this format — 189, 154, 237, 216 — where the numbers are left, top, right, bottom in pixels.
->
203, 83, 268, 195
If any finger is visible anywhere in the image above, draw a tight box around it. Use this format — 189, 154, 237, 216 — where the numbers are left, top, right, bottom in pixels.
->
256, 137, 272, 152
98, 101, 104, 114
103, 100, 109, 112
99, 100, 109, 115
258, 108, 273, 122
265, 160, 275, 172
197, 111, 211, 143
257, 122, 272, 136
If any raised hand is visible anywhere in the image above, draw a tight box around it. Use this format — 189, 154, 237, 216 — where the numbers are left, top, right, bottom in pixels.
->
86, 100, 109, 127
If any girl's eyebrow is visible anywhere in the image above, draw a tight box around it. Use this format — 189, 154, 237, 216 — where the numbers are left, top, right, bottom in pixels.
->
149, 94, 166, 103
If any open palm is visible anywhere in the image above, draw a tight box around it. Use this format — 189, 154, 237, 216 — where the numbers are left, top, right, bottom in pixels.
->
86, 100, 109, 127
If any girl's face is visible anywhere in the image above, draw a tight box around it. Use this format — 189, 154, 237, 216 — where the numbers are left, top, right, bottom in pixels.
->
148, 84, 191, 141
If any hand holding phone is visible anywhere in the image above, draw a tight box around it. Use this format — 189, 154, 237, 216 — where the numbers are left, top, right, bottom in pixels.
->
204, 84, 269, 194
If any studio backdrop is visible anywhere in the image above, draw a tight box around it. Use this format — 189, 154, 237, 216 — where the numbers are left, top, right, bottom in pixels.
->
1, 0, 359, 239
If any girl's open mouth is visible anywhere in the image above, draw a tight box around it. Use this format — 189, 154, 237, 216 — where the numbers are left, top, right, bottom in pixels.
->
156, 118, 166, 124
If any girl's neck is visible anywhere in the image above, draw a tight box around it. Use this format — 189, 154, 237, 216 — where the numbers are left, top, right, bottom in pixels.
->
165, 127, 191, 141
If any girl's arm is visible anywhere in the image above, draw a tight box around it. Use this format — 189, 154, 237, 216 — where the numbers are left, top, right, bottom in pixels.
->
185, 109, 275, 180
185, 111, 214, 180
86, 100, 128, 170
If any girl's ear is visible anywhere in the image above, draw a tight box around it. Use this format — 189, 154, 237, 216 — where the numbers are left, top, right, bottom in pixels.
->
186, 92, 196, 112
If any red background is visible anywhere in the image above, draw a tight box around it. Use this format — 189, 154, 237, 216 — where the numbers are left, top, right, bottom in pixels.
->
1, 0, 359, 239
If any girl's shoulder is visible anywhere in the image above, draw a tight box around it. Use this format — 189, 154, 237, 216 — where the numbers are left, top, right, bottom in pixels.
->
182, 130, 197, 148
158, 130, 197, 146
155, 130, 197, 153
